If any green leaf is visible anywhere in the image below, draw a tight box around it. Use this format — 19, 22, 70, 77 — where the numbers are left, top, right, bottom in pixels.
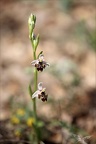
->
28, 84, 33, 98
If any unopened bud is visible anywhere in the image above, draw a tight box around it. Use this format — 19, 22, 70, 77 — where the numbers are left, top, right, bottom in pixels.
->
31, 33, 40, 50
28, 14, 36, 40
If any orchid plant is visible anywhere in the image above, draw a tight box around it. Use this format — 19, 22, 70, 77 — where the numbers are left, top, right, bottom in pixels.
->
28, 14, 49, 144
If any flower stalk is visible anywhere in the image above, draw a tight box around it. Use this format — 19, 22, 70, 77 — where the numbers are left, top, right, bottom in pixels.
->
28, 14, 39, 143
28, 13, 49, 144
33, 51, 37, 122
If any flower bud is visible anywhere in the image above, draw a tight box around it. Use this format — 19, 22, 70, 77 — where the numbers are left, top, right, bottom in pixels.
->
32, 33, 40, 50
28, 14, 36, 40
33, 15, 36, 23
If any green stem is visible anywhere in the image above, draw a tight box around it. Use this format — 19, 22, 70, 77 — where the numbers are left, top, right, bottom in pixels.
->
33, 50, 37, 121
33, 50, 40, 143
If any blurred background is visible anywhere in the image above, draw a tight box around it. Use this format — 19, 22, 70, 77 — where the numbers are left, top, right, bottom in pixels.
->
0, 0, 96, 143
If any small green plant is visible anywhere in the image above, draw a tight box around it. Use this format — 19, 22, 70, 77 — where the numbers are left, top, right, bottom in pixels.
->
28, 14, 49, 143
11, 108, 35, 137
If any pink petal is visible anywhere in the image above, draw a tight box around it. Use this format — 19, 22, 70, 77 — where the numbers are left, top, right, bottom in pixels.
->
31, 60, 38, 65
38, 82, 43, 90
32, 90, 40, 98
45, 62, 50, 66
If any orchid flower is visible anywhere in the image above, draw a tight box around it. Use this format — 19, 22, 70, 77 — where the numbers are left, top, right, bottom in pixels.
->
31, 54, 50, 71
32, 82, 48, 102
